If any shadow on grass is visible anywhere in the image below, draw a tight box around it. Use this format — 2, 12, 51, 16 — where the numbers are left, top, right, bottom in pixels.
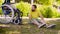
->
0, 19, 60, 34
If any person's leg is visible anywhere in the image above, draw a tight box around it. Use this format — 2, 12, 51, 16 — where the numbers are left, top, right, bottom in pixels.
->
30, 19, 45, 28
40, 20, 56, 28
40, 19, 52, 27
31, 19, 40, 26
36, 19, 49, 27
35, 19, 46, 28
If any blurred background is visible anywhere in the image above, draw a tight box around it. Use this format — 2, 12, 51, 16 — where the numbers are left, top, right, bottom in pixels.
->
0, 0, 60, 34
0, 0, 60, 18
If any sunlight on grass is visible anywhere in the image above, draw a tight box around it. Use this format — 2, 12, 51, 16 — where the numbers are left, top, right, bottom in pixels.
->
6, 31, 21, 34
0, 19, 60, 34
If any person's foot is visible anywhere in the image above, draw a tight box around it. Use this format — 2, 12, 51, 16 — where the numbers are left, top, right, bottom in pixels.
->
38, 24, 46, 28
47, 24, 56, 29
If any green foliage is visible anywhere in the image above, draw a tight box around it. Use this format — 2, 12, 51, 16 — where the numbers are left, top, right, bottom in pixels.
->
0, 8, 3, 15
44, 7, 53, 18
16, 1, 31, 16
37, 0, 55, 5
0, 0, 60, 18
0, 0, 3, 15
16, 2, 60, 18
38, 5, 60, 18
0, 0, 3, 5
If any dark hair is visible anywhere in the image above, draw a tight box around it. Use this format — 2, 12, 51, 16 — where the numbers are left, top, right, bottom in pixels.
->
32, 5, 37, 8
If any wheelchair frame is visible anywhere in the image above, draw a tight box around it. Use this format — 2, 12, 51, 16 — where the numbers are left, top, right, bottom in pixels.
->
0, 4, 23, 25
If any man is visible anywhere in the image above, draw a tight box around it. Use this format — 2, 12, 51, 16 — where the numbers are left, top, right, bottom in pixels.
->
29, 5, 56, 28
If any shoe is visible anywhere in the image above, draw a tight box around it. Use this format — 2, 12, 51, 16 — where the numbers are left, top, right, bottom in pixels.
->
38, 24, 46, 28
47, 24, 56, 29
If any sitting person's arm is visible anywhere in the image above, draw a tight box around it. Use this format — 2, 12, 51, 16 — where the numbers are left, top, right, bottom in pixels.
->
39, 12, 45, 22
28, 12, 32, 20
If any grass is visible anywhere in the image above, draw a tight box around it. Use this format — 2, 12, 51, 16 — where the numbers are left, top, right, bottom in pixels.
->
0, 19, 60, 34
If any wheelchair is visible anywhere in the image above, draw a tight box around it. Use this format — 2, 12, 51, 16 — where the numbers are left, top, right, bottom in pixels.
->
0, 3, 23, 25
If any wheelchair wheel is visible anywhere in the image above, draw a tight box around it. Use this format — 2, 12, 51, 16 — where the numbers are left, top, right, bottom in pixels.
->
1, 4, 14, 23
13, 9, 23, 25
13, 17, 22, 25
1, 4, 23, 25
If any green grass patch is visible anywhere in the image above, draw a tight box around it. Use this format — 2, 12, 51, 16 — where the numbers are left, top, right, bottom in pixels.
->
0, 20, 60, 34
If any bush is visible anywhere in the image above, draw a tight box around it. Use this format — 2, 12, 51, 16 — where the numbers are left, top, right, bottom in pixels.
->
16, 1, 31, 16
0, 0, 3, 15
43, 7, 53, 18
16, 2, 60, 18
0, 8, 3, 15
0, 0, 3, 5
37, 5, 60, 18
0, 1, 60, 18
